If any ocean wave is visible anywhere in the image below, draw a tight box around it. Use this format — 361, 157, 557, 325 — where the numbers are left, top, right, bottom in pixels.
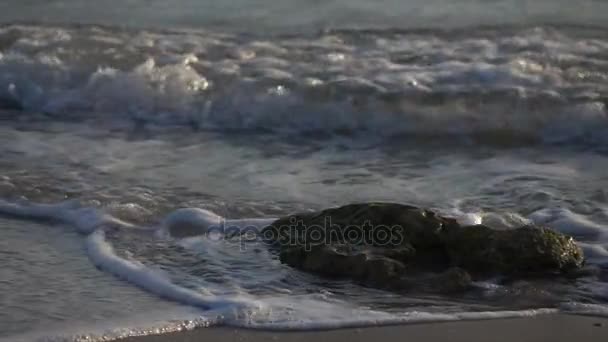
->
0, 24, 607, 146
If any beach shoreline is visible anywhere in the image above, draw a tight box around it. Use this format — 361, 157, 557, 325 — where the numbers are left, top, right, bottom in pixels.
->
119, 314, 608, 342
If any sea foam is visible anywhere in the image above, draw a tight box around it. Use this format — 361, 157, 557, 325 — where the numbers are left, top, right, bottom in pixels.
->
0, 197, 606, 341
1, 24, 607, 146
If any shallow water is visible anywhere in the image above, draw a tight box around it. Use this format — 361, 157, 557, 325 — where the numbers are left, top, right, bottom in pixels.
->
2, 119, 608, 340
1, 2, 608, 341
0, 217, 202, 340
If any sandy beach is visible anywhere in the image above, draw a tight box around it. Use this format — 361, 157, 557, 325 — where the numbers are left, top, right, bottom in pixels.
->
120, 314, 608, 342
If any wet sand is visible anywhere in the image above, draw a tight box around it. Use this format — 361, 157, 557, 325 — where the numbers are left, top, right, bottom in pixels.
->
120, 314, 608, 342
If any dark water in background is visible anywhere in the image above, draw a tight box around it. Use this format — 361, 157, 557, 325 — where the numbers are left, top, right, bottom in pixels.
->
0, 0, 607, 32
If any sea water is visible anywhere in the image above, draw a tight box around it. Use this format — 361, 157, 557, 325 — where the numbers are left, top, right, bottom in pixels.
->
1, 1, 608, 341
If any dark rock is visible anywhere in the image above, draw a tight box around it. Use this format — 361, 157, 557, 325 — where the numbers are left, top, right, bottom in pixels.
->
280, 244, 408, 288
0, 96, 23, 111
267, 202, 585, 294
428, 267, 473, 293
267, 202, 457, 258
390, 267, 473, 294
443, 224, 585, 276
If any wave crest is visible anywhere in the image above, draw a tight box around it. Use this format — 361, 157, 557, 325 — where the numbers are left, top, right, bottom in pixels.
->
0, 24, 607, 146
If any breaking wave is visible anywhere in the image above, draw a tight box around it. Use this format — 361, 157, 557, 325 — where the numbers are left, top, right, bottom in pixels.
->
0, 23, 607, 146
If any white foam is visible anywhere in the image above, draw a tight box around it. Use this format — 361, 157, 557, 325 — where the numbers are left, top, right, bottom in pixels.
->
0, 197, 603, 339
578, 242, 608, 264
162, 207, 276, 238
161, 208, 222, 237
481, 212, 532, 229
0, 199, 272, 312
0, 199, 134, 234
86, 230, 263, 311
529, 207, 608, 240
560, 303, 608, 317
0, 199, 272, 314
232, 304, 559, 330
1, 24, 608, 146
445, 209, 484, 226
3, 306, 223, 342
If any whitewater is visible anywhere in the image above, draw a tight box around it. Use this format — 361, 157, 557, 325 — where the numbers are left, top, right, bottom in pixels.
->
1, 1, 608, 341
1, 196, 606, 341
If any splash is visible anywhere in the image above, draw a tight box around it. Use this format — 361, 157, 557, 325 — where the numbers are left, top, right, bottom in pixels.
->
0, 24, 607, 146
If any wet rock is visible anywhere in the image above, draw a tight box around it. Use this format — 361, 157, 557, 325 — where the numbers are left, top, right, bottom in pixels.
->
395, 267, 473, 293
267, 202, 457, 256
280, 244, 408, 287
428, 267, 473, 293
0, 95, 23, 111
267, 202, 585, 294
443, 224, 585, 276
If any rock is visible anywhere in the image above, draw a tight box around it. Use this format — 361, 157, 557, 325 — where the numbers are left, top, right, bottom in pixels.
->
443, 224, 585, 276
434, 267, 474, 292
267, 202, 585, 294
280, 244, 408, 288
395, 267, 473, 293
0, 96, 23, 111
266, 202, 457, 264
